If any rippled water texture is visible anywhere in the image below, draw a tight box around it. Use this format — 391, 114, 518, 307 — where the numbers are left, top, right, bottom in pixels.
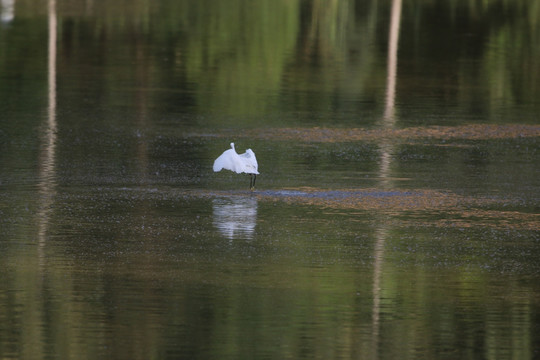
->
1, 0, 539, 359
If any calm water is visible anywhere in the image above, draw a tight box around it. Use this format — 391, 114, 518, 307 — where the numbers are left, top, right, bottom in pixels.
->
1, 0, 540, 359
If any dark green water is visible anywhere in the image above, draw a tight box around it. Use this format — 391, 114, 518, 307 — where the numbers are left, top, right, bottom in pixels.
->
1, 0, 540, 359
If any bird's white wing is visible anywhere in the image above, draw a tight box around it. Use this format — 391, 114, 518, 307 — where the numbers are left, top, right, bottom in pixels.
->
213, 149, 244, 173
239, 149, 259, 174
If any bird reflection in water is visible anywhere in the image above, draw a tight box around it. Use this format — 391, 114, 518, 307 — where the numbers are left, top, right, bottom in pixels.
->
212, 197, 258, 240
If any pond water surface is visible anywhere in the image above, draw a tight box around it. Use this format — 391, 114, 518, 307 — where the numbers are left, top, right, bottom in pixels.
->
1, 0, 540, 359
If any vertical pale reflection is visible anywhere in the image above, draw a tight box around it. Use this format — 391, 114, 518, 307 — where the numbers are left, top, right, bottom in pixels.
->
28, 0, 57, 356
371, 225, 388, 357
379, 0, 401, 188
38, 0, 57, 255
1, 0, 14, 23
48, 0, 57, 131
372, 0, 402, 358
382, 0, 402, 125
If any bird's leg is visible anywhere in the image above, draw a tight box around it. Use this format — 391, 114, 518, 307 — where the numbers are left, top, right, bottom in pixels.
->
249, 174, 256, 191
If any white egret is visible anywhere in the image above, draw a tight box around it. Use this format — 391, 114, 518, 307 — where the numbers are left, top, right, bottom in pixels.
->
213, 143, 259, 190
